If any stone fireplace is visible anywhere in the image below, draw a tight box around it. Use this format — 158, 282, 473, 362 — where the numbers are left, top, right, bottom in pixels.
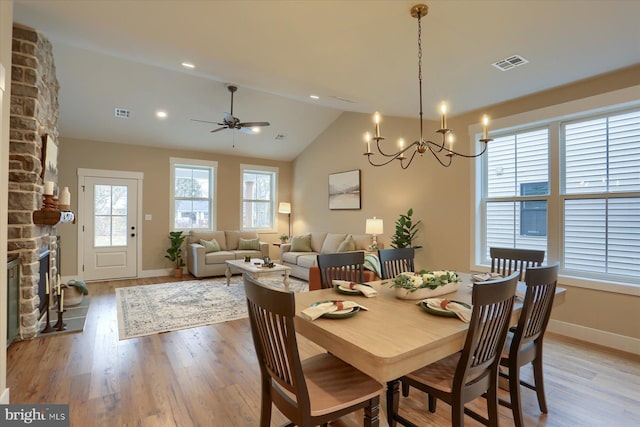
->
8, 24, 60, 339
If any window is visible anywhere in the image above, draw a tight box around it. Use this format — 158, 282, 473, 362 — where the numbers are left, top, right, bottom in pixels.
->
478, 106, 640, 287
483, 128, 549, 260
170, 158, 217, 231
562, 110, 640, 281
241, 164, 277, 231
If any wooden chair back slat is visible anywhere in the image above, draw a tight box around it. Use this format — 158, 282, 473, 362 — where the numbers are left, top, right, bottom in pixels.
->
459, 272, 519, 386
378, 248, 415, 279
244, 277, 310, 411
490, 247, 545, 281
317, 252, 365, 288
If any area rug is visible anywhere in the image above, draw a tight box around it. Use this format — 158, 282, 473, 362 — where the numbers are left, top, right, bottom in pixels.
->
115, 275, 308, 340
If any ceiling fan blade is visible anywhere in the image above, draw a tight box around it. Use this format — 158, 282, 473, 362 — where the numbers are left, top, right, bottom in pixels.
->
210, 126, 227, 133
191, 119, 219, 124
239, 121, 270, 127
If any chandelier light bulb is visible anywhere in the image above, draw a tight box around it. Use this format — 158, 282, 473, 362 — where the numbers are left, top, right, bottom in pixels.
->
365, 132, 372, 153
440, 102, 448, 129
374, 112, 381, 137
482, 115, 490, 139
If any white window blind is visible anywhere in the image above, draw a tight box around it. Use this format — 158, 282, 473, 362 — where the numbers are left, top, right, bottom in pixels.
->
483, 128, 549, 262
562, 109, 640, 281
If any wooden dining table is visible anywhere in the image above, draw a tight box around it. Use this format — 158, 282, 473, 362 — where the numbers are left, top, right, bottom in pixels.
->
294, 274, 566, 427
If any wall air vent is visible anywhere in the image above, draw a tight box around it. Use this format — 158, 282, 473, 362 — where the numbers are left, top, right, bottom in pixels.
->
492, 54, 529, 71
114, 108, 130, 118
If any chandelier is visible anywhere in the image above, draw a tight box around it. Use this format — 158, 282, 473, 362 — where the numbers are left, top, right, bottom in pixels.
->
364, 3, 492, 169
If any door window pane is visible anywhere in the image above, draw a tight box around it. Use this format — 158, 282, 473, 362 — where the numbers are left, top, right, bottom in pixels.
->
94, 184, 128, 247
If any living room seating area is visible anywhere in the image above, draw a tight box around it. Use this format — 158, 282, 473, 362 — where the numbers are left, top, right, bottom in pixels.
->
279, 232, 373, 280
187, 230, 269, 278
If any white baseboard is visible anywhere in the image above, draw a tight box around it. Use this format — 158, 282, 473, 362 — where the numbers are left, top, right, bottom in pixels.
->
0, 387, 9, 404
548, 319, 640, 355
138, 268, 175, 278
62, 268, 177, 283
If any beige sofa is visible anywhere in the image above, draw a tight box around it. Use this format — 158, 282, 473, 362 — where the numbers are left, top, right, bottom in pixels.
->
187, 230, 269, 278
279, 232, 372, 280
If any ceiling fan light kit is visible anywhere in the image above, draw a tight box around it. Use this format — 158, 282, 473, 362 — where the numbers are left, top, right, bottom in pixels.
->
191, 84, 270, 135
364, 3, 492, 169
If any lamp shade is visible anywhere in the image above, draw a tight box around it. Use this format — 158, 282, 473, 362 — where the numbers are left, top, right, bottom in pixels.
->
365, 217, 384, 235
278, 202, 291, 214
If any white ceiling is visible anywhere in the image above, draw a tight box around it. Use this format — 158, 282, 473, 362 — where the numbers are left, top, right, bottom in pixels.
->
12, 0, 640, 161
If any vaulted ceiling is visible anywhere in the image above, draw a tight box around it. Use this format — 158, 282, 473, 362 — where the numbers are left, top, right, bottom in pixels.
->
13, 0, 640, 160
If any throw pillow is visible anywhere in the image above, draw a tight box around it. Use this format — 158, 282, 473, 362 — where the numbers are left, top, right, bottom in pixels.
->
238, 237, 260, 251
200, 238, 220, 253
290, 234, 312, 252
337, 236, 356, 252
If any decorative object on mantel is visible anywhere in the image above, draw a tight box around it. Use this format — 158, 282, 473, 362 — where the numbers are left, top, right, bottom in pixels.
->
391, 270, 461, 300
363, 3, 493, 168
365, 217, 384, 251
34, 183, 76, 225
58, 186, 71, 210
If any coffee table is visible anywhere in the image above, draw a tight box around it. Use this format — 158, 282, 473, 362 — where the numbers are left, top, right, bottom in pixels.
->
225, 259, 291, 289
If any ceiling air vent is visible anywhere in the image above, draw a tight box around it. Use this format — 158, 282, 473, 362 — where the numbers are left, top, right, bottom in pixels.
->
275, 134, 286, 141
114, 108, 130, 118
492, 54, 529, 71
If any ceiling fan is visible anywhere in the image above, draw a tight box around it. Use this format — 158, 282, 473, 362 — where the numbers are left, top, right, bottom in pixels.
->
192, 85, 270, 134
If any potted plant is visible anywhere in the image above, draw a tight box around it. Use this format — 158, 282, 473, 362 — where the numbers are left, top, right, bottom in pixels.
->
391, 270, 461, 300
279, 234, 289, 244
62, 280, 89, 306
391, 208, 422, 248
165, 231, 187, 277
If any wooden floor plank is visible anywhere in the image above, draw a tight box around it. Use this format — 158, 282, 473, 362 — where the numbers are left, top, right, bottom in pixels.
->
7, 275, 640, 426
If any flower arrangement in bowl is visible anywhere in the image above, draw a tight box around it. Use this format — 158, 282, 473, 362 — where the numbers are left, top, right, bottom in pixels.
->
391, 270, 461, 300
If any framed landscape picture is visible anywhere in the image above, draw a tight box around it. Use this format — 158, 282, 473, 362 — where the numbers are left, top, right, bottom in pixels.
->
329, 169, 361, 210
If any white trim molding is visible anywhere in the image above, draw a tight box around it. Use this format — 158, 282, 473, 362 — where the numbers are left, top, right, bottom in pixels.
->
548, 319, 640, 356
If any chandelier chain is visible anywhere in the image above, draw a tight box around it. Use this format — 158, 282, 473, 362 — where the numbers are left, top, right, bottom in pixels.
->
417, 14, 424, 141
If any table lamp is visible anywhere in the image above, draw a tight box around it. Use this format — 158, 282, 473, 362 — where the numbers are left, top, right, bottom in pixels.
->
365, 217, 384, 250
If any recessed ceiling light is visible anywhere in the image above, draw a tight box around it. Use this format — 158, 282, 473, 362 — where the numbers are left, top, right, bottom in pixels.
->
181, 62, 195, 69
310, 94, 320, 100
156, 110, 168, 119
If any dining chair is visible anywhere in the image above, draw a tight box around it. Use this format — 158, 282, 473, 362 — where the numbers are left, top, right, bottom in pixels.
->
498, 263, 559, 427
399, 272, 519, 427
490, 247, 545, 281
377, 248, 415, 279
243, 275, 383, 427
316, 251, 365, 289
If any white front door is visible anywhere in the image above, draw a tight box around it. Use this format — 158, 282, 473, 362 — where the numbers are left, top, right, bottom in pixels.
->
81, 176, 139, 281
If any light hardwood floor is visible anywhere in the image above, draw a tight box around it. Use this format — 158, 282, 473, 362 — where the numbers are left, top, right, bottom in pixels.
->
7, 275, 640, 427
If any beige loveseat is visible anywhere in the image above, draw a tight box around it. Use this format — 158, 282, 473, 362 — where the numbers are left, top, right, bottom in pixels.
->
187, 230, 269, 278
279, 232, 372, 280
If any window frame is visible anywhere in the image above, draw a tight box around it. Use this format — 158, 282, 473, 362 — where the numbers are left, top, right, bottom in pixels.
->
169, 157, 217, 232
470, 84, 640, 296
240, 164, 278, 233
